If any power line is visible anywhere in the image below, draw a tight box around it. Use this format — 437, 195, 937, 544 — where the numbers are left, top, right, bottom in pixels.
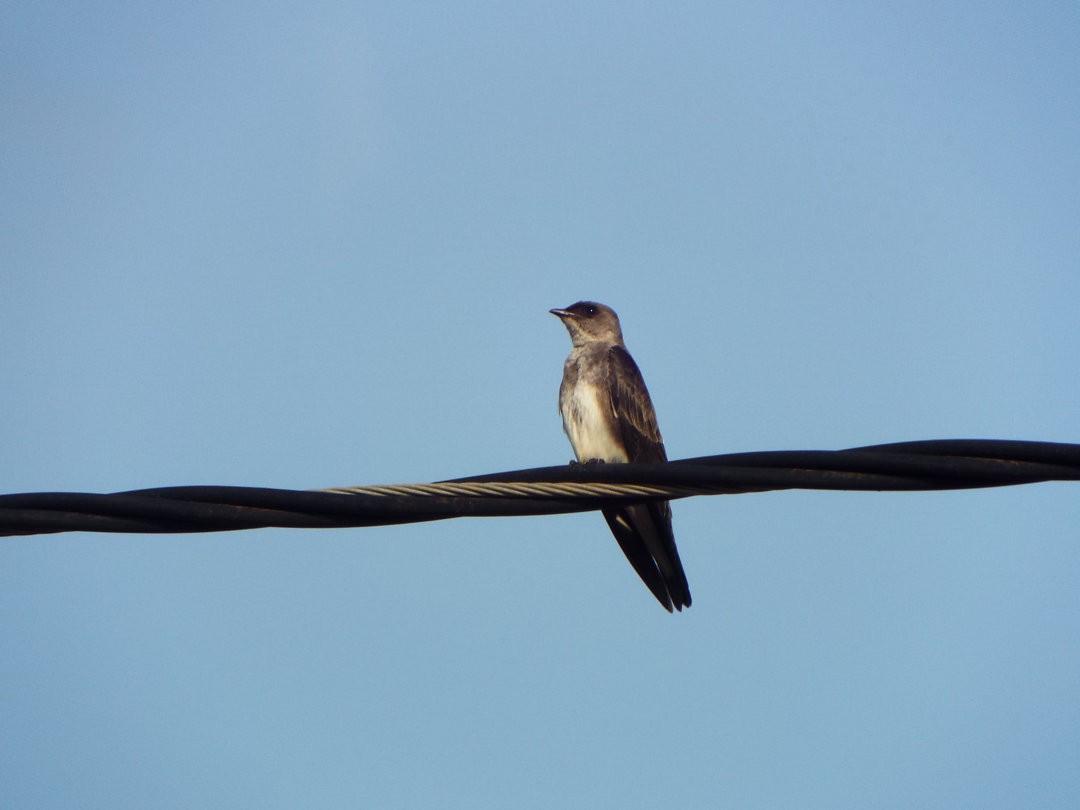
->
1, 439, 1077, 538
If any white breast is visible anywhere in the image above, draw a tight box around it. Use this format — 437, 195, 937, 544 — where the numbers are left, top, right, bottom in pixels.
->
562, 383, 629, 463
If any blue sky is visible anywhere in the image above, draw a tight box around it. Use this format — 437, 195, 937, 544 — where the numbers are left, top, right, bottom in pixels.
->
2, 2, 1079, 807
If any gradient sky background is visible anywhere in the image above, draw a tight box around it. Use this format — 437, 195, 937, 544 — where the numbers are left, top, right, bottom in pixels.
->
3, 2, 1079, 808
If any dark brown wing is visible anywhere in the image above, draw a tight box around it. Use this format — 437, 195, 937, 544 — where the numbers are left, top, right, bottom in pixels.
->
605, 345, 667, 463
602, 346, 691, 611
602, 506, 676, 612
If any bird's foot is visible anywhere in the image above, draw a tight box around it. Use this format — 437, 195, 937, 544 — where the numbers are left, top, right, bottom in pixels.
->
568, 458, 606, 469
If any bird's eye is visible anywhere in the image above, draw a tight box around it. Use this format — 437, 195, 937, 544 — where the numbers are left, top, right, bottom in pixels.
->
584, 305, 597, 316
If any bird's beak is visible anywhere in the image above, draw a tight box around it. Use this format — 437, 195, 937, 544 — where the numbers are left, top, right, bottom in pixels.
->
549, 308, 571, 318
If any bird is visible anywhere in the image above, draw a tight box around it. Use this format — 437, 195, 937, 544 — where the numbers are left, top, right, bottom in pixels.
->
550, 301, 691, 612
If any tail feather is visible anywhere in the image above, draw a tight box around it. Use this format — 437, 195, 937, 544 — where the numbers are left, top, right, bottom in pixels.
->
602, 502, 691, 612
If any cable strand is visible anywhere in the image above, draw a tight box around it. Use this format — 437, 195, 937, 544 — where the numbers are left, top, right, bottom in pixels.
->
2, 439, 1077, 537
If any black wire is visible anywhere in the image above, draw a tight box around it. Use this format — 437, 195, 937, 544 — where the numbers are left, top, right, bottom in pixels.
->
1, 439, 1077, 537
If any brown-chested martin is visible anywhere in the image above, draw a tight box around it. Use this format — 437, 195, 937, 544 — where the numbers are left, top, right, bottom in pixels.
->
550, 301, 692, 612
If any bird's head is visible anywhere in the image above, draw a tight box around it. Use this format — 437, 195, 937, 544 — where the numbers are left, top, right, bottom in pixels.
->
549, 301, 624, 347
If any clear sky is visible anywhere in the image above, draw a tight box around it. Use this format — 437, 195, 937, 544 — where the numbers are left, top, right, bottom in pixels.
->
3, 2, 1079, 808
